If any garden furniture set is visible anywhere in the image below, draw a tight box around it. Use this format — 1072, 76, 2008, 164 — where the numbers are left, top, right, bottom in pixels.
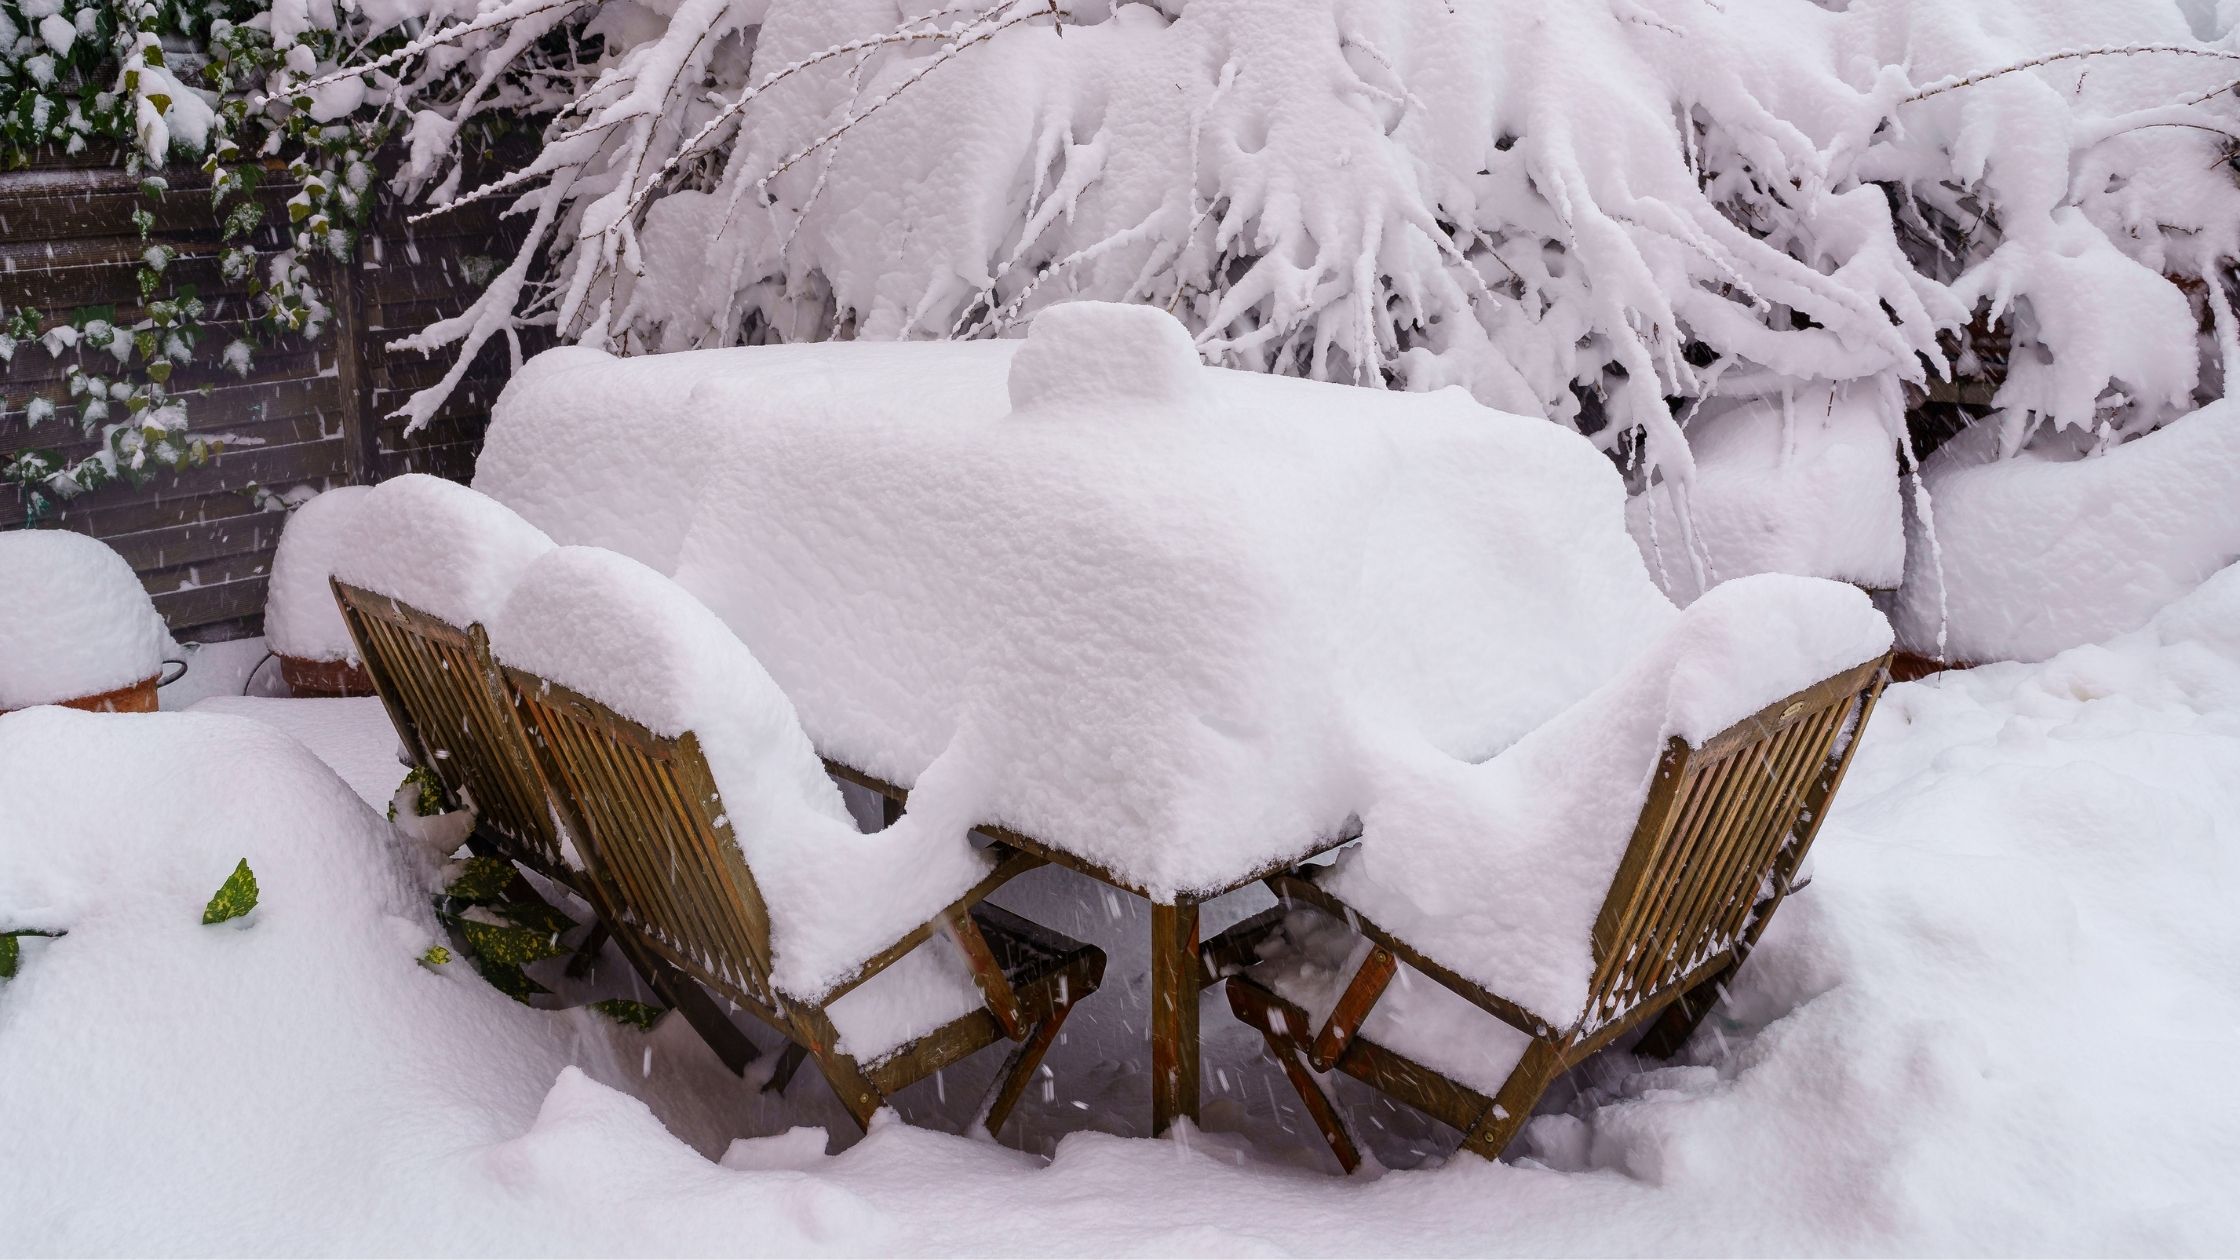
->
327, 309, 1894, 1168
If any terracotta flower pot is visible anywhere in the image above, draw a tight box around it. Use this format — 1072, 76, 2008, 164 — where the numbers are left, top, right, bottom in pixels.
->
278, 654, 376, 698
7, 674, 162, 717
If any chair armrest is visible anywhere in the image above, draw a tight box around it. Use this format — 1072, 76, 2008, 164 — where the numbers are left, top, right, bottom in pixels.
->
811, 843, 1046, 1008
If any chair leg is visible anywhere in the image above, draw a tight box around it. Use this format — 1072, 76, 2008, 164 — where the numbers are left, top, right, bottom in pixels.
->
1635, 958, 1738, 1060
1263, 1030, 1363, 1173
813, 1050, 887, 1131
1460, 1040, 1565, 1161
979, 1008, 1070, 1138
762, 1041, 808, 1095
563, 920, 610, 979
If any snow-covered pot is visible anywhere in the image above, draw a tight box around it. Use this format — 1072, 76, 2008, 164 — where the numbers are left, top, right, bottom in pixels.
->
0, 530, 168, 716
264, 485, 375, 697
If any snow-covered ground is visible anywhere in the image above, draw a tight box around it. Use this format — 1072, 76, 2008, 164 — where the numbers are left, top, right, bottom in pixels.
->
4, 563, 2238, 1254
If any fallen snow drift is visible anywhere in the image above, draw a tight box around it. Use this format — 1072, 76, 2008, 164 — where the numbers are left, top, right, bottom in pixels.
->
482, 308, 1679, 896
6, 560, 2240, 1252
263, 486, 373, 663
1895, 399, 2240, 664
0, 529, 165, 710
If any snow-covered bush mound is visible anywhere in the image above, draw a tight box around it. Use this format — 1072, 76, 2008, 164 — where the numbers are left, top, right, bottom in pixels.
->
263, 486, 374, 663
487, 545, 990, 1011
1328, 574, 1891, 1025
1627, 385, 1905, 604
0, 708, 604, 1250
0, 530, 165, 711
483, 308, 1678, 896
1895, 398, 2240, 664
330, 474, 555, 628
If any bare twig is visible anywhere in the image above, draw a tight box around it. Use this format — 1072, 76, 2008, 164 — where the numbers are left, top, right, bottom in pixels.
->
623, 5, 997, 224
756, 1, 1041, 190
1904, 43, 2240, 104
292, 0, 590, 94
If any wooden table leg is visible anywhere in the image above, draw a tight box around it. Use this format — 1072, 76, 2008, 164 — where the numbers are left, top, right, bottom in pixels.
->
1150, 897, 1201, 1136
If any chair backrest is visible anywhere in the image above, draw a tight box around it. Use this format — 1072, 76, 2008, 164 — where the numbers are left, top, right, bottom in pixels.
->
1579, 653, 1890, 1037
331, 578, 571, 880
498, 664, 780, 1010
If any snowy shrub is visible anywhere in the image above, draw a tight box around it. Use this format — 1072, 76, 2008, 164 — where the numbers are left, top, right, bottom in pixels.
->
17, 1, 2234, 644
268, 0, 2239, 487
3, 1, 410, 521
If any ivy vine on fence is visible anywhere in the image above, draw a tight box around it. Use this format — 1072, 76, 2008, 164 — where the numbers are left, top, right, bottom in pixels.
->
1, 0, 392, 524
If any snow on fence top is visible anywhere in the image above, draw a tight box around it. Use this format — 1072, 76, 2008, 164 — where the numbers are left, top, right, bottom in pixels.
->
0, 530, 166, 711
1327, 574, 1893, 1025
488, 545, 992, 1010
481, 303, 1680, 897
265, 487, 374, 664
331, 475, 555, 631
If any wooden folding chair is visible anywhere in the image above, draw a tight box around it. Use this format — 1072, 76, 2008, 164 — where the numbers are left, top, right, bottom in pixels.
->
1211, 655, 1891, 1171
332, 578, 575, 883
331, 577, 763, 1074
499, 665, 1107, 1140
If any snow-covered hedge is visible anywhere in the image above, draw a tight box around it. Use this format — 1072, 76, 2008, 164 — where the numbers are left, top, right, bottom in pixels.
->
269, 1, 2237, 468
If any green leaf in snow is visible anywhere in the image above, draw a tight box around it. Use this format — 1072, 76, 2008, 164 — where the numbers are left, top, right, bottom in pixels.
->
201, 859, 258, 925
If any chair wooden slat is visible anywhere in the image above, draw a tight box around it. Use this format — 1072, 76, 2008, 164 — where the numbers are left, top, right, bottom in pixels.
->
331, 579, 572, 883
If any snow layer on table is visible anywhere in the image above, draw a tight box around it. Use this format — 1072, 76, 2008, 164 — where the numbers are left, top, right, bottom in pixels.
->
476, 340, 1017, 573
1628, 383, 1904, 604
264, 485, 373, 662
330, 474, 555, 630
487, 545, 992, 1009
1250, 905, 1532, 1097
1894, 399, 2240, 665
477, 306, 1676, 898
0, 529, 165, 710
1326, 574, 1891, 1026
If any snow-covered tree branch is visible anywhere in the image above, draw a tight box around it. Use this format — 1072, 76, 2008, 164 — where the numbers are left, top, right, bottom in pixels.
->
282, 0, 2237, 487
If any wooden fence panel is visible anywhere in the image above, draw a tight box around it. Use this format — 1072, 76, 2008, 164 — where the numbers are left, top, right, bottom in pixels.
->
1, 149, 523, 641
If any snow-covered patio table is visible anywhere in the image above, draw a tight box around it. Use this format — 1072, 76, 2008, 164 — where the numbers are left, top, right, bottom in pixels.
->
476, 303, 1679, 1131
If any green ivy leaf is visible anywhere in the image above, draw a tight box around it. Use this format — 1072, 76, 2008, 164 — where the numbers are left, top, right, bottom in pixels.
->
0, 929, 64, 980
470, 955, 548, 1005
499, 899, 576, 939
458, 917, 567, 968
590, 999, 666, 1032
201, 858, 258, 925
443, 855, 515, 906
